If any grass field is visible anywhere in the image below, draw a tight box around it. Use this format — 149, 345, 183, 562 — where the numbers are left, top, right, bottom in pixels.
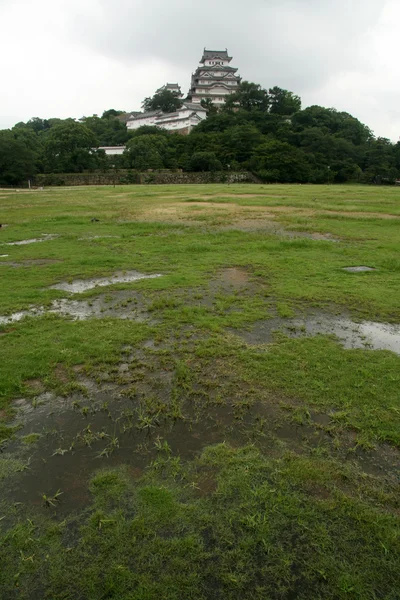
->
0, 183, 399, 599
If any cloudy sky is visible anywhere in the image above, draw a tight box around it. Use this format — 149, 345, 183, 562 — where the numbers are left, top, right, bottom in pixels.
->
1, 0, 399, 139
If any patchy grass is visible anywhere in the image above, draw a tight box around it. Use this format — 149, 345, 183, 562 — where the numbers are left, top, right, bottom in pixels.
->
0, 445, 399, 599
0, 184, 399, 598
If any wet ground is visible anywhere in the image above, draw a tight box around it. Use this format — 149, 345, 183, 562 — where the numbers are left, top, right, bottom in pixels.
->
343, 266, 376, 272
230, 312, 400, 355
3, 336, 399, 516
0, 289, 152, 325
1, 268, 399, 521
5, 234, 58, 246
49, 270, 162, 293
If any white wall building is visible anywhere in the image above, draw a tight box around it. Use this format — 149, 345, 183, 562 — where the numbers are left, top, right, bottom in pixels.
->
189, 49, 241, 107
98, 146, 126, 155
126, 102, 207, 134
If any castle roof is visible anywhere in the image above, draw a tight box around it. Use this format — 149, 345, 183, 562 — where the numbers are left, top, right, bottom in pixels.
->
201, 49, 232, 62
182, 101, 207, 112
128, 110, 163, 121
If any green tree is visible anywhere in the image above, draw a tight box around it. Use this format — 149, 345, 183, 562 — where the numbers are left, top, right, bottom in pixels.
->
0, 130, 38, 185
101, 109, 125, 119
124, 134, 168, 170
269, 86, 301, 115
81, 114, 129, 146
142, 90, 183, 113
247, 140, 311, 182
43, 121, 99, 173
200, 98, 219, 115
224, 81, 270, 112
222, 124, 264, 163
189, 151, 222, 172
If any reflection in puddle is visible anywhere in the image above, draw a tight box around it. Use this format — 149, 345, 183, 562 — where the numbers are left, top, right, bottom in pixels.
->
343, 266, 376, 272
233, 314, 400, 355
6, 234, 57, 246
0, 308, 45, 325
2, 388, 248, 513
49, 270, 162, 293
78, 235, 120, 241
0, 291, 151, 325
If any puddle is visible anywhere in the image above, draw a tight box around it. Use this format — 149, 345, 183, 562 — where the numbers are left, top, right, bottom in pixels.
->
0, 254, 9, 258
0, 259, 61, 268
49, 270, 162, 293
343, 266, 376, 272
0, 290, 151, 325
78, 235, 121, 241
49, 291, 150, 321
231, 313, 400, 355
6, 234, 57, 246
1, 387, 244, 513
0, 308, 45, 325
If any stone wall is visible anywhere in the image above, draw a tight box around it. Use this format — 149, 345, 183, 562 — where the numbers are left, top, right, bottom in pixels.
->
35, 170, 259, 187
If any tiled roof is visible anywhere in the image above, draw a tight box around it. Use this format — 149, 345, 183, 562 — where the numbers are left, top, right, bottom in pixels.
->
128, 110, 163, 120
182, 102, 207, 112
201, 49, 232, 61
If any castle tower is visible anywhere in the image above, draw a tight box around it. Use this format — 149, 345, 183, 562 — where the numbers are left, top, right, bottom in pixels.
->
189, 49, 241, 107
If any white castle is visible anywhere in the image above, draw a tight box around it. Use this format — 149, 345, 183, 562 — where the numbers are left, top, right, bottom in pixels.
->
126, 48, 241, 135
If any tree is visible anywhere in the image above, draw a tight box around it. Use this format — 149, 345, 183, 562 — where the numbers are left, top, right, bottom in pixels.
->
81, 114, 129, 146
43, 121, 98, 173
222, 124, 264, 163
0, 130, 38, 185
124, 134, 168, 170
269, 87, 301, 115
247, 140, 311, 183
224, 81, 270, 112
101, 109, 125, 119
142, 89, 183, 113
189, 151, 222, 172
200, 98, 219, 115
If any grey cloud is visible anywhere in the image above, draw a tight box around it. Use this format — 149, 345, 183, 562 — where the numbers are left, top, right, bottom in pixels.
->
68, 0, 384, 95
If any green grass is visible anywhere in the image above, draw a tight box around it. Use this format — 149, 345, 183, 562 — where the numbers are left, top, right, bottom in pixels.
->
0, 445, 398, 599
0, 183, 399, 598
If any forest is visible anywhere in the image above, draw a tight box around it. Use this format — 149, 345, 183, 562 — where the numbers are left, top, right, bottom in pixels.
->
1, 81, 400, 186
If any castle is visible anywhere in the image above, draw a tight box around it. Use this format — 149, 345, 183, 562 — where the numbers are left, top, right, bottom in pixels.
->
126, 49, 241, 135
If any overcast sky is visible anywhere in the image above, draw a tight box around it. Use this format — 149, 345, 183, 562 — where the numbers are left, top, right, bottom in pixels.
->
1, 0, 399, 140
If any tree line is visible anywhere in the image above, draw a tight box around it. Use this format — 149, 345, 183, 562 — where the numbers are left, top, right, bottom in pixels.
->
1, 82, 400, 186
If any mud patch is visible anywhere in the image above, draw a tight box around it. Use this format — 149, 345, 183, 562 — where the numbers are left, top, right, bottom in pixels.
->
24, 379, 46, 394
231, 312, 400, 355
219, 267, 250, 286
49, 270, 162, 293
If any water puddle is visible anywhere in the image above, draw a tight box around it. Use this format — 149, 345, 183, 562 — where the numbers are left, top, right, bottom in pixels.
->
343, 266, 376, 272
78, 235, 121, 241
232, 313, 400, 355
6, 234, 57, 246
0, 290, 151, 325
49, 270, 161, 293
2, 387, 247, 512
0, 254, 9, 258
0, 308, 45, 325
0, 259, 61, 268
